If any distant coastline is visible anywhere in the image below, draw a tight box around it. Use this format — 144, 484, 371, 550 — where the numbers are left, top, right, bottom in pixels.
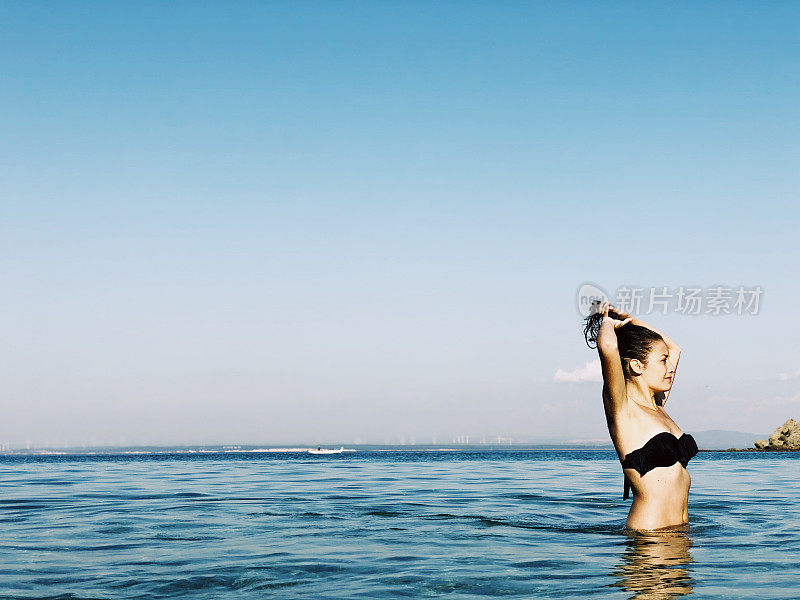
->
2, 428, 789, 456
702, 447, 800, 452
5, 442, 798, 457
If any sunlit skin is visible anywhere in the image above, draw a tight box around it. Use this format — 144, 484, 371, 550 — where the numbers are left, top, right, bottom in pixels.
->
626, 339, 675, 407
596, 301, 689, 531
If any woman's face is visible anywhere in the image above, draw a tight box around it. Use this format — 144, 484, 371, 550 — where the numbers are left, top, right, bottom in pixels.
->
635, 340, 675, 392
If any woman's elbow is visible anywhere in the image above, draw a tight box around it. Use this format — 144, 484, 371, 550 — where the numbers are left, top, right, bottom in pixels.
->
597, 340, 618, 355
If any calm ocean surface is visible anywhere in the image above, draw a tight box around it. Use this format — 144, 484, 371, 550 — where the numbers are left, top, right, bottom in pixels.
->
1, 449, 798, 599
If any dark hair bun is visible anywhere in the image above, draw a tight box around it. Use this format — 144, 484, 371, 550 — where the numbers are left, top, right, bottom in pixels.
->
583, 306, 635, 348
582, 313, 664, 380
583, 312, 604, 349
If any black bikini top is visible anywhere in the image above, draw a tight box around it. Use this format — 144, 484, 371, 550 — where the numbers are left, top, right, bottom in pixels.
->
621, 432, 699, 500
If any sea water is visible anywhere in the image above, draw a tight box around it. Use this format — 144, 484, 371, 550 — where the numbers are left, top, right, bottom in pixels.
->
1, 449, 798, 599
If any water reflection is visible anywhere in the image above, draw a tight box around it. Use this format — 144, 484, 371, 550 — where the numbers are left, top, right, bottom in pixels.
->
610, 525, 695, 598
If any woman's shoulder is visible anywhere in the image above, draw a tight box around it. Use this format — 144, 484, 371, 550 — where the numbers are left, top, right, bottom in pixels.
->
610, 404, 680, 452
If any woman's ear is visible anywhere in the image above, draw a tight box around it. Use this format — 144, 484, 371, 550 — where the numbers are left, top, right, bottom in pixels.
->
629, 359, 644, 376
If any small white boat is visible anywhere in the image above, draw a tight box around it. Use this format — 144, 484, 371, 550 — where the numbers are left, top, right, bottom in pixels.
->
308, 446, 345, 455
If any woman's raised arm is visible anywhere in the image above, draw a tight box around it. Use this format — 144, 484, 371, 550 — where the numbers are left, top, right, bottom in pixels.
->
597, 302, 632, 416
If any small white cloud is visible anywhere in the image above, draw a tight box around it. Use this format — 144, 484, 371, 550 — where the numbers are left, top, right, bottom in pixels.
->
554, 360, 602, 383
778, 369, 800, 381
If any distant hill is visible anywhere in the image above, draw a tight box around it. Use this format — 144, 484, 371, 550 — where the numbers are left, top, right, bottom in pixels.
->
689, 430, 769, 450
517, 430, 768, 450
553, 430, 768, 450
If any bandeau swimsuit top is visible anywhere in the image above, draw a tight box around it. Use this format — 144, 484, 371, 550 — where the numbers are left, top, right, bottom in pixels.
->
621, 432, 699, 500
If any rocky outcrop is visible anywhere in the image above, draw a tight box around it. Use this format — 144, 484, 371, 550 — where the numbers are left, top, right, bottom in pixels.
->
754, 418, 800, 450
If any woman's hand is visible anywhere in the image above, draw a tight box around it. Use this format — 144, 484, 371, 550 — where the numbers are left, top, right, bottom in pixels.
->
608, 304, 633, 321
601, 301, 632, 329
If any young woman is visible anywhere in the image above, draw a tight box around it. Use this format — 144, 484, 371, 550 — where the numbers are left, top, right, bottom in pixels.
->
584, 301, 698, 531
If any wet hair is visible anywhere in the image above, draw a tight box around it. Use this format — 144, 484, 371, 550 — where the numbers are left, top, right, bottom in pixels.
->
583, 309, 664, 381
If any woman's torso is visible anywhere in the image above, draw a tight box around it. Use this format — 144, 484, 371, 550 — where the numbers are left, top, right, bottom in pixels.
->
603, 391, 691, 530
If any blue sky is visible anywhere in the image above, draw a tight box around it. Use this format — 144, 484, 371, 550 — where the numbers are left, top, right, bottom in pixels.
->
1, 1, 798, 447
